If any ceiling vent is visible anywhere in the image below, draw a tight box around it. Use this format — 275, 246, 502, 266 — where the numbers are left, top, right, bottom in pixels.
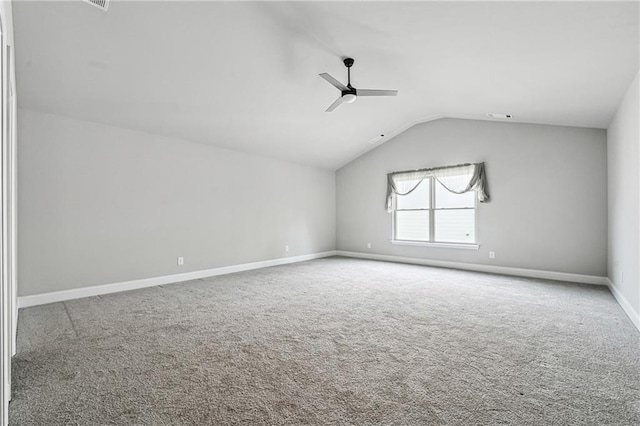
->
83, 0, 109, 12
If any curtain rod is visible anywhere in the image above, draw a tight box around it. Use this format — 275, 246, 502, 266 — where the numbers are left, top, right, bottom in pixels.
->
388, 162, 480, 176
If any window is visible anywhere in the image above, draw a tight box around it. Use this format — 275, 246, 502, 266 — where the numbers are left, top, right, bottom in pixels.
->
393, 177, 476, 245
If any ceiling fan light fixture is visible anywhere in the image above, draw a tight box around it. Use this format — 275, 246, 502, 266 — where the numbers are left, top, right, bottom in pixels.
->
343, 93, 357, 103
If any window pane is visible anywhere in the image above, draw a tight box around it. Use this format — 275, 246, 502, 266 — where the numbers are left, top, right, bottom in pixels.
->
435, 181, 475, 208
396, 179, 430, 209
435, 209, 475, 243
395, 210, 430, 241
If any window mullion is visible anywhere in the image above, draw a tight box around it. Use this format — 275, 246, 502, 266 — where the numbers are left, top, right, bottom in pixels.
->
429, 177, 435, 242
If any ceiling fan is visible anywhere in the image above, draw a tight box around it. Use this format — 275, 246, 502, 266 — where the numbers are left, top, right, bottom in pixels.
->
319, 58, 398, 112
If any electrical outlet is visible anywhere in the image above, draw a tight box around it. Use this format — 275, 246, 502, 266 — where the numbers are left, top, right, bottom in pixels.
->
285, 245, 289, 252
489, 251, 495, 259
367, 242, 372, 249
177, 257, 184, 266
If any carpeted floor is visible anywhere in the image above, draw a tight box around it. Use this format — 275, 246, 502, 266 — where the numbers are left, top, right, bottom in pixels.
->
9, 257, 640, 425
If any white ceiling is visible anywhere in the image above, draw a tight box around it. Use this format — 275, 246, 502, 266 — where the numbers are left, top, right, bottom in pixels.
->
13, 1, 639, 169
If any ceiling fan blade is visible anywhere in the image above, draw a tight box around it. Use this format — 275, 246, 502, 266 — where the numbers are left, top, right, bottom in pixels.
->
356, 89, 398, 97
325, 96, 345, 112
319, 73, 348, 91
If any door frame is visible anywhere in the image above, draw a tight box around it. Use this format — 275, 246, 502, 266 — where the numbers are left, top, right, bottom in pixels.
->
0, 7, 17, 424
0, 10, 8, 424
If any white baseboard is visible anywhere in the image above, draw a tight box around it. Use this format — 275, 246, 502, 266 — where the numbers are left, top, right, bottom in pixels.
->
606, 278, 640, 332
335, 250, 608, 286
18, 251, 337, 309
18, 251, 637, 334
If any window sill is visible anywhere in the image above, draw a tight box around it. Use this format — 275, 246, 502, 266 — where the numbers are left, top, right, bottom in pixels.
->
390, 240, 480, 250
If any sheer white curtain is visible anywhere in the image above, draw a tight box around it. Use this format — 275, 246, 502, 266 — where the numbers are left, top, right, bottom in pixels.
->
385, 170, 429, 211
386, 163, 489, 211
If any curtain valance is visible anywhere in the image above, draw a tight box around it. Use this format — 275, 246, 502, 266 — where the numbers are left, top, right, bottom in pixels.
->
386, 162, 490, 211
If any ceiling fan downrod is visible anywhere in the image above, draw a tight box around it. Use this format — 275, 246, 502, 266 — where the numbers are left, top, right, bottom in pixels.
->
344, 57, 354, 88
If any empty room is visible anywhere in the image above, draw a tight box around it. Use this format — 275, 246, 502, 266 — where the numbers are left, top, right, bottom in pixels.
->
0, 0, 639, 424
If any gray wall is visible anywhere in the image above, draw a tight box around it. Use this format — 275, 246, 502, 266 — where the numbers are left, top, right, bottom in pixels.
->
336, 118, 607, 277
607, 71, 639, 317
18, 109, 336, 296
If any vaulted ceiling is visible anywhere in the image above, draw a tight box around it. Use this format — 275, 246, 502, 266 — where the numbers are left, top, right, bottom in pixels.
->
13, 1, 639, 169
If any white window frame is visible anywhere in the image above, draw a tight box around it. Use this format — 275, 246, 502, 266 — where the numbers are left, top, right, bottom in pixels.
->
391, 177, 479, 249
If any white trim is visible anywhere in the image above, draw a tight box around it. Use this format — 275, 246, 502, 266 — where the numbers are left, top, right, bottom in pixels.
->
606, 278, 640, 332
336, 250, 608, 286
391, 240, 479, 250
9, 66, 15, 357
0, 12, 9, 424
18, 251, 337, 309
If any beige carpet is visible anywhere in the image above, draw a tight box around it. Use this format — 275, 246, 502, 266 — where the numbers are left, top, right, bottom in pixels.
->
10, 257, 640, 425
